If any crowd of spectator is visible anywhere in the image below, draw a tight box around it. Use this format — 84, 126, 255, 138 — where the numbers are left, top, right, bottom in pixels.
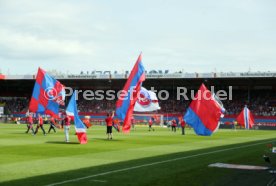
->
0, 90, 275, 116
223, 90, 276, 116
0, 97, 28, 114
78, 98, 116, 113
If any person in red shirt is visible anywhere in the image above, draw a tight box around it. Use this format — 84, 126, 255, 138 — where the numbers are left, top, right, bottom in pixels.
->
171, 119, 177, 132
64, 114, 71, 142
48, 116, 57, 133
181, 119, 186, 135
34, 114, 46, 135
25, 113, 35, 135
105, 111, 114, 140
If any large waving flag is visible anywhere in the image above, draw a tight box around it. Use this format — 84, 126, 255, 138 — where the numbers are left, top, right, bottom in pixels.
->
184, 84, 225, 136
116, 53, 145, 133
236, 106, 254, 129
29, 68, 65, 118
66, 91, 88, 144
134, 87, 160, 112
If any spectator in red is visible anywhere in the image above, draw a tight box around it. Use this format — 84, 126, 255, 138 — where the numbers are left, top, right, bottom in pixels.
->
105, 111, 114, 140
34, 114, 46, 135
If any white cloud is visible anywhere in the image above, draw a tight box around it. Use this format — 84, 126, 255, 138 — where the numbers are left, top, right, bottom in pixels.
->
0, 28, 95, 59
0, 0, 276, 74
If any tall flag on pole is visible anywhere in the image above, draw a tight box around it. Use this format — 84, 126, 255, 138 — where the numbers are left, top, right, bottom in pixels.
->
66, 91, 88, 144
184, 83, 225, 136
116, 53, 145, 133
29, 68, 65, 118
236, 106, 254, 129
134, 87, 160, 112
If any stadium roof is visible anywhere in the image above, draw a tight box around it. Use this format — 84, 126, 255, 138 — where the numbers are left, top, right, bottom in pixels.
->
0, 74, 275, 98
1, 71, 276, 80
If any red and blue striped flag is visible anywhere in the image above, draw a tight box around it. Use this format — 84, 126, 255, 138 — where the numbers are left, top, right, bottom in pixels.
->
29, 68, 65, 118
116, 53, 145, 133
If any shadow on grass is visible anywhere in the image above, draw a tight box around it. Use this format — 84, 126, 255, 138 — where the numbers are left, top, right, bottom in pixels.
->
92, 138, 124, 142
45, 141, 80, 145
1, 138, 276, 186
10, 132, 34, 135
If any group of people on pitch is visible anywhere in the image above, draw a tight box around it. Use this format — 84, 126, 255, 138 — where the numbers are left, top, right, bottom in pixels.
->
25, 113, 58, 136
26, 112, 187, 142
148, 117, 186, 135
163, 118, 187, 135
25, 112, 89, 142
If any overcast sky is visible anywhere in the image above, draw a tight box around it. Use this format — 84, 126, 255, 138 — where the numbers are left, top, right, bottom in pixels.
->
0, 0, 275, 75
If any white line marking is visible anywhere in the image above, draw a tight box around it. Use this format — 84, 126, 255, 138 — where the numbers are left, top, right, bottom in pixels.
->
267, 178, 276, 186
46, 140, 274, 186
90, 179, 107, 183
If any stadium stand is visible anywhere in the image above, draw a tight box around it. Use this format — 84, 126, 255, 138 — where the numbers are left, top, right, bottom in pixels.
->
0, 71, 275, 127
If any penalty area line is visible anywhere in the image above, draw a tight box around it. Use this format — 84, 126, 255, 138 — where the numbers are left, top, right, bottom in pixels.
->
46, 140, 274, 186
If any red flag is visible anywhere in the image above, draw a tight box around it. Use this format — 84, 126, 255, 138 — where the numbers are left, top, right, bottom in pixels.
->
76, 133, 88, 144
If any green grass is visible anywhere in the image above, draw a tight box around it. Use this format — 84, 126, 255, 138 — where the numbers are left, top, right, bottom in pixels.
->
0, 123, 275, 186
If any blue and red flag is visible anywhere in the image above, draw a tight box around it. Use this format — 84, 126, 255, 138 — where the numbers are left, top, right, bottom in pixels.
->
66, 91, 88, 144
29, 68, 65, 118
236, 106, 254, 129
115, 53, 145, 133
184, 84, 225, 136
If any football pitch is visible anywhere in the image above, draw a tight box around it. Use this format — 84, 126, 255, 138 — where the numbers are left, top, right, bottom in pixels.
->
0, 124, 275, 186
